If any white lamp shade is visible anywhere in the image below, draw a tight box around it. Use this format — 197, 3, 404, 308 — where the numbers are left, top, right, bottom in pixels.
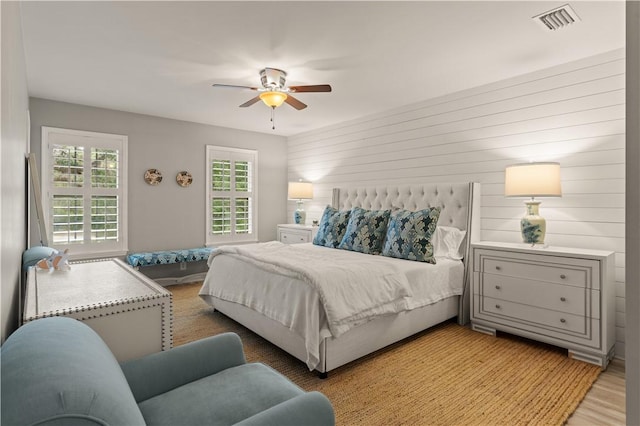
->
505, 162, 562, 197
288, 181, 314, 200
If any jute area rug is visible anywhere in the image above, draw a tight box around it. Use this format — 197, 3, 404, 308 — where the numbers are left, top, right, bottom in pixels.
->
170, 282, 601, 426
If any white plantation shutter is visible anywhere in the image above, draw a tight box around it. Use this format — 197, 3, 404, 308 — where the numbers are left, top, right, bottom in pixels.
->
42, 127, 128, 258
206, 146, 257, 245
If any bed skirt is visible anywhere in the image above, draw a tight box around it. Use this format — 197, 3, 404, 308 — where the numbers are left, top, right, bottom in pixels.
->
207, 295, 459, 374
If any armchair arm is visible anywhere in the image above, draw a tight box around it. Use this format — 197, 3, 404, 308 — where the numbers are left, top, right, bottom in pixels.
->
120, 332, 246, 402
234, 392, 335, 426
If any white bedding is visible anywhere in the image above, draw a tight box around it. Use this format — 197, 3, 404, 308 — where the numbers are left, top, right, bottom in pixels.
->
200, 242, 463, 370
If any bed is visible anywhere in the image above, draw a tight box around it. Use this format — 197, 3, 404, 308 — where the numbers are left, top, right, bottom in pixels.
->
200, 182, 480, 376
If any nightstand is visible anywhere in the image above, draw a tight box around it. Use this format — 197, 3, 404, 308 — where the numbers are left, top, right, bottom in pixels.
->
471, 241, 615, 368
277, 224, 319, 244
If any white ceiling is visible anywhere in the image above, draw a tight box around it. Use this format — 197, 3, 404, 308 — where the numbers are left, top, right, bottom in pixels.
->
20, 1, 625, 137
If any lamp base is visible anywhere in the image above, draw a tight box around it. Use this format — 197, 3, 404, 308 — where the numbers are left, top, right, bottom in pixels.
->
294, 201, 306, 225
520, 200, 546, 245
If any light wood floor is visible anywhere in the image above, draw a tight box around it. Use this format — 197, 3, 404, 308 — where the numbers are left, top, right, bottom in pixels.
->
567, 358, 626, 425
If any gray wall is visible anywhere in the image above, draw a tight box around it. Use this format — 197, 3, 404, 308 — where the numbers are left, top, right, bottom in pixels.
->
626, 1, 639, 422
28, 98, 288, 252
1, 2, 30, 342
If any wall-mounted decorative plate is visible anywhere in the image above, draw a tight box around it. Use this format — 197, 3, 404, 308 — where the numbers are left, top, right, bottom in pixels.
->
176, 171, 193, 187
144, 169, 162, 185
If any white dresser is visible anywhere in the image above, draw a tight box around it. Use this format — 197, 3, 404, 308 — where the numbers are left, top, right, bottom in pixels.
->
277, 224, 319, 244
24, 258, 172, 362
471, 241, 615, 368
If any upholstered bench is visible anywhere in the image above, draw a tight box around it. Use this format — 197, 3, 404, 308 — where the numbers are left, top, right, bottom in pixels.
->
126, 247, 214, 267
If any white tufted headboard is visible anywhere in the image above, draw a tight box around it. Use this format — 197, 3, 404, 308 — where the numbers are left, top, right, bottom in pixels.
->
332, 183, 476, 232
331, 182, 480, 324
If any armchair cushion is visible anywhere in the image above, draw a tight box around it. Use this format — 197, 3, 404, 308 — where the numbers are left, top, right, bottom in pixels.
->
235, 391, 335, 426
137, 363, 306, 425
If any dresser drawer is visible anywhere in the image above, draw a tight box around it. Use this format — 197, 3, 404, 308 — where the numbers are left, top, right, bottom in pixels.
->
478, 273, 599, 318
479, 296, 587, 334
473, 295, 601, 349
279, 229, 311, 244
482, 257, 588, 288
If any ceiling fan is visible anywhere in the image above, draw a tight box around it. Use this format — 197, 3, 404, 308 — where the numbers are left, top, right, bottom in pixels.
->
212, 68, 332, 112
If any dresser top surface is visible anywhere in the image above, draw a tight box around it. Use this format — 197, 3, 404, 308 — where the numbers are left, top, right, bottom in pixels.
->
472, 241, 614, 259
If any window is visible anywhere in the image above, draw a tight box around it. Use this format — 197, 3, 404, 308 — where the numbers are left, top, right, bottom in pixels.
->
42, 127, 128, 258
206, 146, 257, 245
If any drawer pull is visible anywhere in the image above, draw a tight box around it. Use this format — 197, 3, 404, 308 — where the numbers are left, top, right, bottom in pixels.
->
495, 285, 501, 290
495, 304, 501, 309
495, 266, 502, 271
560, 297, 566, 302
560, 318, 566, 323
560, 274, 567, 279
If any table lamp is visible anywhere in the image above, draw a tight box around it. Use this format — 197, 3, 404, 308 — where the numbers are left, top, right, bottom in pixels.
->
505, 162, 562, 245
288, 181, 313, 225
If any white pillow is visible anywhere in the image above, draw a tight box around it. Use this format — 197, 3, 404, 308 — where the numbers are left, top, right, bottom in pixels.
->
433, 226, 467, 260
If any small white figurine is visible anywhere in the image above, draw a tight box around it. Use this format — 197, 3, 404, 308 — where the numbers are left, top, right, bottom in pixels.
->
36, 249, 70, 271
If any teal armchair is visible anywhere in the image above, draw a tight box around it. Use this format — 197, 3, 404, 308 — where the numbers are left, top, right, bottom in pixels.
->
1, 317, 334, 426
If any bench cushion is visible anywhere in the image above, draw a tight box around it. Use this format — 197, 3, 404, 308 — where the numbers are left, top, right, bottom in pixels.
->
127, 248, 214, 267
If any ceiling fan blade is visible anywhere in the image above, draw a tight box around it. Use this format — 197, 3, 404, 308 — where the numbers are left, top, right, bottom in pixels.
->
212, 84, 259, 90
288, 84, 332, 93
239, 96, 261, 108
285, 95, 307, 110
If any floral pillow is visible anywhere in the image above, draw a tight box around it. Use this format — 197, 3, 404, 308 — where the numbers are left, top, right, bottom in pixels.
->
382, 207, 441, 263
312, 206, 352, 248
338, 207, 391, 255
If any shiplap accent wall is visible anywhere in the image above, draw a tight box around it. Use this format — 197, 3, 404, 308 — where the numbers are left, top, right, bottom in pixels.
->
287, 49, 626, 358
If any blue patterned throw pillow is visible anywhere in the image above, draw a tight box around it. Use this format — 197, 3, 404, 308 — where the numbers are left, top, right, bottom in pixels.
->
382, 207, 441, 263
313, 206, 352, 248
338, 207, 391, 255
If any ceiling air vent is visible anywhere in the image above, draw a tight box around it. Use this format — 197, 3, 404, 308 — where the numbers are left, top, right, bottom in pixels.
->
533, 4, 581, 31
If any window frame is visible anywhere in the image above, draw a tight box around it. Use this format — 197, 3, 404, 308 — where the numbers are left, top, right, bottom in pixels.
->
205, 145, 258, 246
41, 126, 128, 259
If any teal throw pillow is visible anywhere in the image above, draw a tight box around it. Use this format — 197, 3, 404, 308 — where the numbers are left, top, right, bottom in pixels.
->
338, 207, 391, 255
313, 206, 352, 248
382, 207, 441, 263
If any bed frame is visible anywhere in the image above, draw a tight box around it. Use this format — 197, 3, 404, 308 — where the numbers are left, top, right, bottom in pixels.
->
210, 182, 480, 376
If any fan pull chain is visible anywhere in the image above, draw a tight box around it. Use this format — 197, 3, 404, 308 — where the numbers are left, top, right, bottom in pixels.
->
270, 106, 276, 130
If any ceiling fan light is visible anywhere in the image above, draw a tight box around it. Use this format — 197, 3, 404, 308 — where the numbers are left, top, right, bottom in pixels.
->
259, 91, 288, 108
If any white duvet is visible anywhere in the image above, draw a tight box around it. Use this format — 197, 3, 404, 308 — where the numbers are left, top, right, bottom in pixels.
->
200, 242, 463, 370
